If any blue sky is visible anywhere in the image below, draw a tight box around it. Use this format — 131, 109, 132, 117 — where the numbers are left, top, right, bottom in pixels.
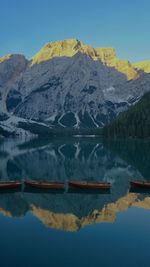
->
0, 0, 150, 62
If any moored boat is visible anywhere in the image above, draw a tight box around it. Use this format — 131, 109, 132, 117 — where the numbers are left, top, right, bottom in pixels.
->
24, 180, 64, 189
130, 180, 150, 189
0, 181, 22, 189
69, 181, 111, 190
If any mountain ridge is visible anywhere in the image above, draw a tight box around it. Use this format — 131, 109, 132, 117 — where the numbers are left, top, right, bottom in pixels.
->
31, 38, 138, 80
133, 60, 150, 73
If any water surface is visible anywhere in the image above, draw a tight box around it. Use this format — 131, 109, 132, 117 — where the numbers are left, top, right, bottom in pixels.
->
0, 137, 150, 267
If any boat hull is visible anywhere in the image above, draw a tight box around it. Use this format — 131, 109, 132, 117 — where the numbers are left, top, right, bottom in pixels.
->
0, 181, 22, 189
69, 181, 111, 190
130, 181, 150, 189
24, 180, 64, 190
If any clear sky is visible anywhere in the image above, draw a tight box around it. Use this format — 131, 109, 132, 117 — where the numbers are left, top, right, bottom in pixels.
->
0, 0, 150, 62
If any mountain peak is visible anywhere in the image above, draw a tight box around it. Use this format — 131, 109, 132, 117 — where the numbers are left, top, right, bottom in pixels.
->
30, 38, 138, 80
44, 38, 82, 48
0, 54, 28, 65
31, 38, 116, 64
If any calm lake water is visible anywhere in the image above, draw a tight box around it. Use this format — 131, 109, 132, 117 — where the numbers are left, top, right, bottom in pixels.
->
0, 137, 150, 267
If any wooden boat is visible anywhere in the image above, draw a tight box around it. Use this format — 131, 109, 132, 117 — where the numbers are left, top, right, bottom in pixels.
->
130, 180, 150, 189
24, 180, 64, 189
0, 181, 22, 189
69, 181, 111, 190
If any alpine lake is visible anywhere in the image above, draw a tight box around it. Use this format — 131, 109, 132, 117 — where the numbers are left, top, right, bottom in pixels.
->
0, 137, 150, 267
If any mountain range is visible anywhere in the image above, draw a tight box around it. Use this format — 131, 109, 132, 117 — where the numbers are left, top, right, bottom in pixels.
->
0, 39, 150, 136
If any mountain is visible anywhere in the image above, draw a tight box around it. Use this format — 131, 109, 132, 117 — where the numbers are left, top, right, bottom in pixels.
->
0, 39, 150, 135
103, 92, 150, 138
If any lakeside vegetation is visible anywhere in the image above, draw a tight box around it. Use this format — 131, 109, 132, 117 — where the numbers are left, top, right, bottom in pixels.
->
18, 121, 103, 137
103, 92, 150, 139
103, 139, 150, 179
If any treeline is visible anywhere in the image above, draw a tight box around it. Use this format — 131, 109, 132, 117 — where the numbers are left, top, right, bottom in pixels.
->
103, 92, 150, 139
103, 139, 150, 178
18, 121, 103, 137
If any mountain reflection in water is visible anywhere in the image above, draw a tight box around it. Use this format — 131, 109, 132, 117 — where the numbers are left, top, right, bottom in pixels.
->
0, 137, 150, 232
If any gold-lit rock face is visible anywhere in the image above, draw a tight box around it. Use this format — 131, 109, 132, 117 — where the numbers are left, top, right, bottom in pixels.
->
133, 60, 150, 73
31, 39, 138, 80
0, 54, 12, 63
31, 205, 116, 232
95, 49, 138, 80
0, 208, 12, 217
30, 193, 150, 232
31, 205, 79, 232
133, 197, 150, 209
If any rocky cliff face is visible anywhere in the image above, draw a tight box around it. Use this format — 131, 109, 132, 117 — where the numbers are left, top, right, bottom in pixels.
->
0, 39, 150, 130
0, 54, 28, 113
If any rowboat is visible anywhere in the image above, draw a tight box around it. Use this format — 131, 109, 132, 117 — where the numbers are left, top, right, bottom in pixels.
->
69, 181, 111, 190
24, 180, 64, 189
0, 181, 22, 189
130, 180, 150, 189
